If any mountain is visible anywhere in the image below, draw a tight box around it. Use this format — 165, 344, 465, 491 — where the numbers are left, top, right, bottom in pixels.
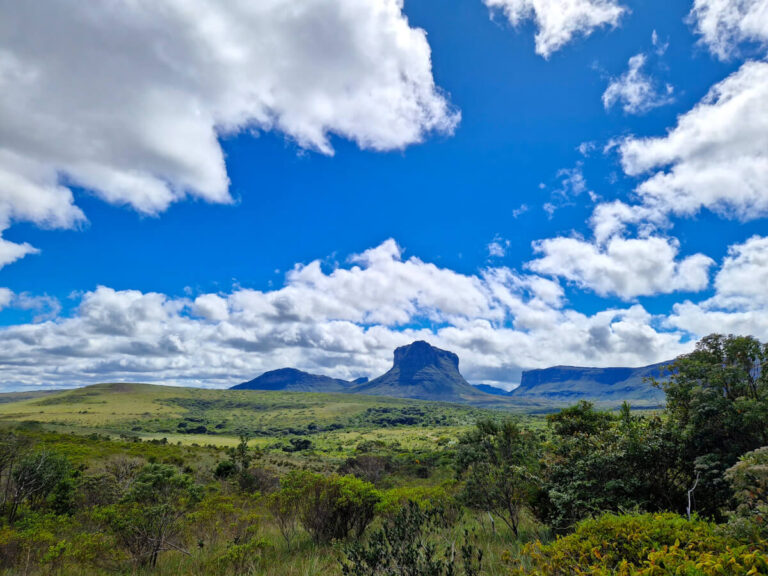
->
232, 368, 352, 393
231, 344, 669, 407
472, 383, 513, 397
352, 341, 494, 402
509, 362, 670, 404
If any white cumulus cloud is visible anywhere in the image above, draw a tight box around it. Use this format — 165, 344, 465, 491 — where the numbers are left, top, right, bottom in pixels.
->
0, 240, 694, 391
483, 0, 626, 58
596, 60, 768, 237
528, 236, 714, 299
0, 288, 11, 310
603, 53, 674, 115
0, 0, 458, 263
669, 236, 768, 339
708, 235, 768, 310
0, 234, 38, 270
690, 0, 768, 60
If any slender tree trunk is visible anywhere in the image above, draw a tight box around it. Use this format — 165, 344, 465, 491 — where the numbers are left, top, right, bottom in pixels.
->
687, 471, 700, 520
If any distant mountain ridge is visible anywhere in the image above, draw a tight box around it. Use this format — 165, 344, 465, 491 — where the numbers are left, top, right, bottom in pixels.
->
232, 342, 670, 406
506, 362, 669, 403
232, 341, 497, 403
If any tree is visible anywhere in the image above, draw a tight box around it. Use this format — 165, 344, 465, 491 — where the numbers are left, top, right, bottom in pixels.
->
0, 433, 30, 516
538, 402, 683, 532
655, 334, 768, 518
231, 433, 253, 472
220, 433, 264, 492
455, 419, 540, 537
547, 400, 614, 437
8, 450, 72, 522
105, 463, 201, 567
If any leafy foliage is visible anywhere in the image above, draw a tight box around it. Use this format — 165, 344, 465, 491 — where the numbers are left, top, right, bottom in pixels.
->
341, 500, 482, 576
538, 402, 683, 532
100, 463, 201, 567
455, 419, 540, 536
725, 446, 768, 540
277, 470, 381, 543
510, 512, 768, 576
7, 449, 73, 521
655, 334, 768, 518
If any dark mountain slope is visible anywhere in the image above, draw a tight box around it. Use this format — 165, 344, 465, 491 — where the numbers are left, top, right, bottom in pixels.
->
352, 341, 496, 403
231, 368, 352, 393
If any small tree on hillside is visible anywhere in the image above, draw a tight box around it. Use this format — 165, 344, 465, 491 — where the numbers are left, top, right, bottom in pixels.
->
8, 449, 72, 521
455, 419, 540, 537
105, 463, 201, 567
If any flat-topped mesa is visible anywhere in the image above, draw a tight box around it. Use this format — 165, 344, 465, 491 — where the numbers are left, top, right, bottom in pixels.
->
392, 340, 460, 376
510, 362, 670, 403
351, 340, 484, 402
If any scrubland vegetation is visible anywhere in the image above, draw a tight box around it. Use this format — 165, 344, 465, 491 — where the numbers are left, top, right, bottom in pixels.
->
0, 333, 767, 574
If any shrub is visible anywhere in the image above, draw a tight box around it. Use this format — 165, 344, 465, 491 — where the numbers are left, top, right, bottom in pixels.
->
376, 484, 457, 518
239, 467, 279, 494
214, 460, 237, 479
0, 512, 73, 570
279, 471, 380, 543
509, 512, 768, 576
456, 419, 540, 537
268, 487, 301, 549
725, 446, 768, 539
208, 536, 271, 574
101, 463, 201, 567
8, 449, 73, 521
339, 454, 391, 485
341, 500, 482, 576
282, 438, 313, 453
538, 404, 682, 532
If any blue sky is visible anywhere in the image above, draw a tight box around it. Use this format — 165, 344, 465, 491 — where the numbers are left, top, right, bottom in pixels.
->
0, 0, 767, 390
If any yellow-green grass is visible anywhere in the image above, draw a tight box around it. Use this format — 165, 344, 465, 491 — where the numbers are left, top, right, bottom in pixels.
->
0, 383, 534, 452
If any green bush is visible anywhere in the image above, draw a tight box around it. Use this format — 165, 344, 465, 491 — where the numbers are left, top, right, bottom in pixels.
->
456, 419, 540, 537
376, 483, 457, 518
341, 500, 481, 576
538, 403, 682, 533
278, 470, 380, 543
8, 449, 73, 521
509, 512, 768, 575
100, 463, 201, 567
725, 446, 768, 539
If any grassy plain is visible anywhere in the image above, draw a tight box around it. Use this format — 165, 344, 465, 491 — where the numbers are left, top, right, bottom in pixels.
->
0, 383, 547, 575
0, 383, 536, 451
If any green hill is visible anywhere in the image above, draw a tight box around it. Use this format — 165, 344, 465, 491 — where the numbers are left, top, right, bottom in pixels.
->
0, 382, 510, 446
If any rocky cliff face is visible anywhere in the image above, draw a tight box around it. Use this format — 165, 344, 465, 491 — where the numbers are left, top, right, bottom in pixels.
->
352, 341, 488, 402
392, 340, 459, 377
509, 362, 669, 403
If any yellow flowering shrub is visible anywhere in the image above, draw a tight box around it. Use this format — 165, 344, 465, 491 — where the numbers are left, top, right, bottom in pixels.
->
509, 512, 768, 575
